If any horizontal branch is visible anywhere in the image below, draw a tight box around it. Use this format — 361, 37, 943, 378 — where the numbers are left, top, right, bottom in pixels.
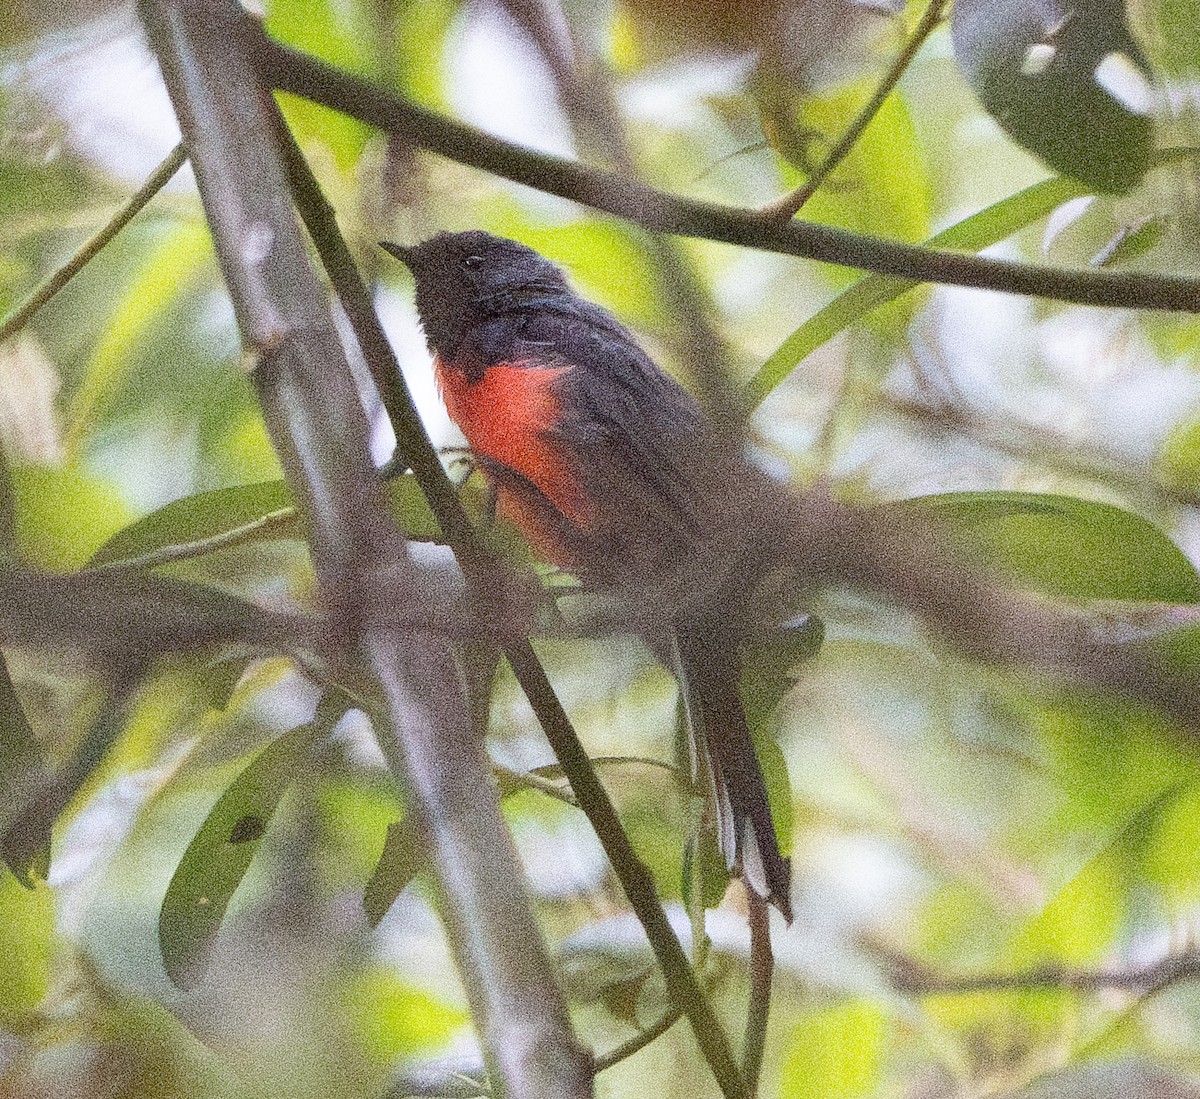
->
882, 945, 1200, 998
0, 566, 312, 655
252, 28, 1200, 313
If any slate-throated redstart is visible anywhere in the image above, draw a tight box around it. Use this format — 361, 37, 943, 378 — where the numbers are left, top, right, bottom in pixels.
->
382, 230, 793, 921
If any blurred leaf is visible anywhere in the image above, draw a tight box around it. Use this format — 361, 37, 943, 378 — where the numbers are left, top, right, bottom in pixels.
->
951, 0, 1154, 192
748, 176, 1089, 405
159, 697, 345, 988
779, 998, 889, 1099
0, 656, 45, 832
392, 0, 460, 109
1155, 414, 1200, 496
682, 815, 728, 912
194, 651, 256, 713
89, 473, 441, 568
0, 869, 53, 1023
1032, 691, 1193, 831
318, 775, 404, 894
752, 734, 794, 860
10, 461, 133, 571
1146, 0, 1200, 75
266, 0, 376, 170
1009, 788, 1178, 966
893, 491, 1200, 602
485, 201, 665, 330
795, 85, 931, 248
1143, 781, 1200, 912
1090, 213, 1169, 266
740, 614, 825, 731
344, 968, 469, 1065
89, 480, 293, 566
65, 219, 213, 451
1, 685, 131, 886
363, 817, 425, 927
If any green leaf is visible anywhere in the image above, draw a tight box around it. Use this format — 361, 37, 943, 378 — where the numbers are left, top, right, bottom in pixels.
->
738, 615, 823, 859
10, 462, 133, 571
363, 818, 425, 927
158, 699, 345, 988
343, 969, 469, 1064
266, 0, 376, 170
0, 870, 53, 1024
0, 656, 45, 839
1, 687, 131, 886
65, 219, 213, 451
1008, 787, 1178, 968
682, 822, 729, 913
796, 85, 931, 248
740, 615, 825, 731
747, 176, 1088, 405
893, 491, 1200, 603
485, 199, 665, 330
1090, 213, 1169, 267
89, 480, 295, 567
1147, 0, 1200, 75
1155, 414, 1200, 497
951, 0, 1154, 192
779, 999, 889, 1099
89, 474, 441, 568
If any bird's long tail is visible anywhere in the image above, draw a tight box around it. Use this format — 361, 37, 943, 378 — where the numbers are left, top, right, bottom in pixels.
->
675, 627, 793, 923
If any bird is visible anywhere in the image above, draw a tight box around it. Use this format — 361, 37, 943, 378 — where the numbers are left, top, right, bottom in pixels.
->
382, 230, 794, 921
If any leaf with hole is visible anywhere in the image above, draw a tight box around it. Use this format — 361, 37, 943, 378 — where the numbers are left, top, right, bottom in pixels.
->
951, 0, 1154, 192
158, 701, 343, 988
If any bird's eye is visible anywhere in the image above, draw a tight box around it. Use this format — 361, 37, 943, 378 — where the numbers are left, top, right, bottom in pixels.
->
463, 255, 483, 270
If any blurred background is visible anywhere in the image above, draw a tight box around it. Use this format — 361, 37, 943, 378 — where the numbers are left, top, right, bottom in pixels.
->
4, 0, 1200, 1096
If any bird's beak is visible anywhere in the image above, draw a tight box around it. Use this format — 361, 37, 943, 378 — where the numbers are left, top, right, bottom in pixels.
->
379, 240, 416, 268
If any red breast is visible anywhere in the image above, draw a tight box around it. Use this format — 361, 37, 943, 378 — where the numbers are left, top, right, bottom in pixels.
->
435, 356, 593, 564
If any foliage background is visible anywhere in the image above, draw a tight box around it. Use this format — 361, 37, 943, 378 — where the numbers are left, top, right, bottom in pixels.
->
4, 0, 1200, 1096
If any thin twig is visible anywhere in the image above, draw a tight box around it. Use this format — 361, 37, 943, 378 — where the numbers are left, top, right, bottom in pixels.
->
249, 29, 1200, 314
593, 1006, 686, 1073
742, 891, 774, 1097
273, 98, 747, 1099
881, 945, 1200, 998
761, 0, 947, 220
81, 508, 296, 574
0, 143, 188, 345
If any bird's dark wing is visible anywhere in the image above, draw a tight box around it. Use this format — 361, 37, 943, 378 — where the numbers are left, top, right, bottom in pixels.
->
476, 305, 720, 580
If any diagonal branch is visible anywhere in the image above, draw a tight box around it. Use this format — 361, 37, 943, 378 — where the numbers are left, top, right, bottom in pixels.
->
251, 28, 1200, 314
0, 143, 189, 346
761, 0, 948, 220
275, 109, 748, 1099
135, 4, 592, 1097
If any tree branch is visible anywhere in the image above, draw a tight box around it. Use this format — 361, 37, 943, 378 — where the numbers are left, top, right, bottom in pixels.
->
251, 29, 1200, 314
761, 0, 947, 220
0, 143, 189, 346
275, 106, 748, 1099
881, 945, 1200, 998
742, 891, 774, 1097
136, 4, 592, 1096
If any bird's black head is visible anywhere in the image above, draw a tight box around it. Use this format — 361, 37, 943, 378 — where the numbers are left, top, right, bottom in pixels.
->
381, 230, 570, 359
